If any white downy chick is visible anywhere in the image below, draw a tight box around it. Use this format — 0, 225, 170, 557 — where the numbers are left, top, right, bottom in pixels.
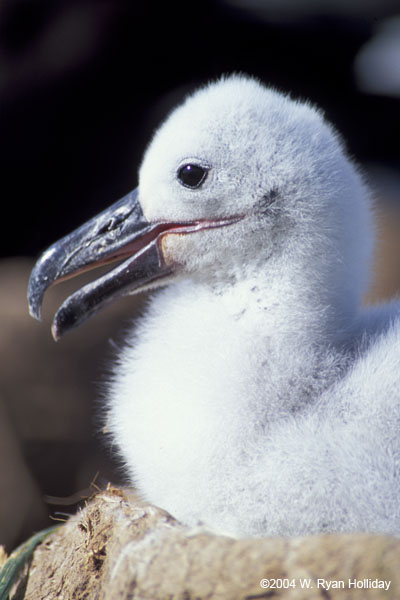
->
29, 75, 400, 537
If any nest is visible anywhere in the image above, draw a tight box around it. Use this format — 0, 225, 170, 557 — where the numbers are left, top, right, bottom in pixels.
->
2, 485, 400, 599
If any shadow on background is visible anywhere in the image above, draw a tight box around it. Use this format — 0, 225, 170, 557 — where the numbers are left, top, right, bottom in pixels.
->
1, 0, 400, 549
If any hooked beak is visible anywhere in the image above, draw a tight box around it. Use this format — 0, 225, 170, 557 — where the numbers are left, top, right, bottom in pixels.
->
28, 187, 241, 340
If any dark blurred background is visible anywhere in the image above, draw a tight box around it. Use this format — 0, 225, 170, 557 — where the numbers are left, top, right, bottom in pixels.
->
1, 0, 400, 550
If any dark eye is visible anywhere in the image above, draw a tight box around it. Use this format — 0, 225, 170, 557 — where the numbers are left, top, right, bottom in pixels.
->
177, 164, 208, 189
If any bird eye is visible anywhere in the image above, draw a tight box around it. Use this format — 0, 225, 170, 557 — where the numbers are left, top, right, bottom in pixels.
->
177, 164, 208, 189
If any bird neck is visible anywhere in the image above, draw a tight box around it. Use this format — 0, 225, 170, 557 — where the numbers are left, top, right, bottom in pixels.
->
191, 255, 360, 350
146, 269, 354, 429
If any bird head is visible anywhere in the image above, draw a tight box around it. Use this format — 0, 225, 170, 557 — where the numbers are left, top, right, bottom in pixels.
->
28, 75, 373, 340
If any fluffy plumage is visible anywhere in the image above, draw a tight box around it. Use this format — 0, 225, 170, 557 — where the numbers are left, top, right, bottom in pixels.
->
107, 75, 400, 537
